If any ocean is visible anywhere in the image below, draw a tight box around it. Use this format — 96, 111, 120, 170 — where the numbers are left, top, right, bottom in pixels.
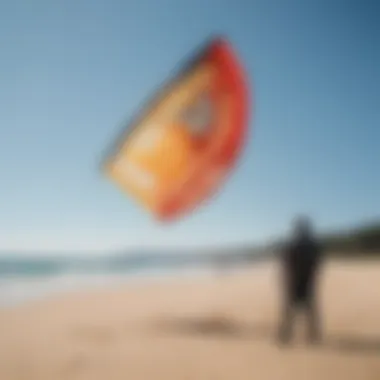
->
0, 249, 269, 307
0, 254, 224, 308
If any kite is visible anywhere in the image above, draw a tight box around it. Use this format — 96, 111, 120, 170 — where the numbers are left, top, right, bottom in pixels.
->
102, 36, 250, 222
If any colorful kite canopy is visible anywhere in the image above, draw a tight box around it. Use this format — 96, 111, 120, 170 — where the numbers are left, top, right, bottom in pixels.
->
102, 36, 250, 222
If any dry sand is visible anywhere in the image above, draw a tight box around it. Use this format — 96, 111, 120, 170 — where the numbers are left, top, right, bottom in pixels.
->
0, 260, 379, 380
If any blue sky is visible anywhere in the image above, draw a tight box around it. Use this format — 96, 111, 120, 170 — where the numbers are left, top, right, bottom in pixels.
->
0, 0, 379, 252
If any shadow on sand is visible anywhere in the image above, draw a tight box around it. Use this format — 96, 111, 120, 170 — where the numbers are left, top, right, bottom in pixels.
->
328, 336, 380, 354
153, 316, 380, 355
153, 315, 275, 342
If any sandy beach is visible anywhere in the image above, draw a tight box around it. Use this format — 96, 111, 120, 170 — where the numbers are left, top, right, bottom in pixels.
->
0, 259, 379, 380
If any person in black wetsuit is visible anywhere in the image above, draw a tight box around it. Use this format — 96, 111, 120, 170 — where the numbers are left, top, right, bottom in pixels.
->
278, 216, 324, 344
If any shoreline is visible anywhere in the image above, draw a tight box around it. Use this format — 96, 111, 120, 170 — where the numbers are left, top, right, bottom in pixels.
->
0, 259, 273, 310
0, 257, 378, 310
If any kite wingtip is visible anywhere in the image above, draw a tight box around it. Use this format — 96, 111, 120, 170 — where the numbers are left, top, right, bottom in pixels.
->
204, 33, 230, 47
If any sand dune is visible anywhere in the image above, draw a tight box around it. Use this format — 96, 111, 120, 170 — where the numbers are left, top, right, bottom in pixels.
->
0, 260, 379, 380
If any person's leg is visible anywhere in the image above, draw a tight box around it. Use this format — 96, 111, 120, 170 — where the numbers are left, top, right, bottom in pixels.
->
305, 292, 322, 343
278, 296, 294, 344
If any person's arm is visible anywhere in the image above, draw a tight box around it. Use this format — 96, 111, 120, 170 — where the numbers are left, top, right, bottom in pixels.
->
315, 241, 324, 268
280, 242, 292, 282
310, 241, 324, 280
